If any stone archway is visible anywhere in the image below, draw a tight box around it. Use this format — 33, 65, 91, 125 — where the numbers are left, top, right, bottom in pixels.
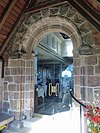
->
21, 16, 81, 113
3, 3, 98, 120
3, 3, 94, 58
21, 16, 81, 54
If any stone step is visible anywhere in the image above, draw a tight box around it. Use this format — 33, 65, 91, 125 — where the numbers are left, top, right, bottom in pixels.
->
23, 114, 42, 128
0, 113, 14, 127
2, 127, 31, 133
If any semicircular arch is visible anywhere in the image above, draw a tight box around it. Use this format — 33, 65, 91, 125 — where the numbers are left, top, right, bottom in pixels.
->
22, 16, 81, 54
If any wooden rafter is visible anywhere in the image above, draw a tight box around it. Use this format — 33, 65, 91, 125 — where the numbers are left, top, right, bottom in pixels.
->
26, 0, 100, 31
0, 0, 17, 30
73, 0, 100, 24
0, 0, 30, 56
67, 0, 100, 31
25, 0, 68, 14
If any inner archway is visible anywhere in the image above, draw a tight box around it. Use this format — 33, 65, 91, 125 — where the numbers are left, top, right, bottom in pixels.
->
22, 16, 81, 54
34, 32, 74, 114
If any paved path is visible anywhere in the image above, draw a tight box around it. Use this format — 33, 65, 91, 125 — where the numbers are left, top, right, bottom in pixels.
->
3, 105, 80, 133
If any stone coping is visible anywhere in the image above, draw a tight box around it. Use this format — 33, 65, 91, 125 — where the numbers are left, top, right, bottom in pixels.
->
0, 113, 14, 127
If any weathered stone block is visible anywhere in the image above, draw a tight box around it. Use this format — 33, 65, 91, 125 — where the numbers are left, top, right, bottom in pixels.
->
3, 102, 9, 112
93, 88, 100, 106
5, 68, 10, 75
50, 7, 59, 16
74, 76, 80, 85
8, 59, 17, 67
4, 76, 13, 82
87, 66, 94, 75
10, 100, 20, 110
9, 59, 25, 67
24, 110, 32, 119
80, 76, 85, 86
81, 87, 86, 100
26, 76, 31, 82
20, 91, 24, 98
26, 61, 31, 67
88, 76, 100, 86
26, 68, 31, 75
74, 85, 81, 98
14, 76, 25, 83
74, 67, 80, 75
9, 92, 14, 99
24, 92, 30, 99
87, 88, 93, 104
95, 65, 100, 74
24, 100, 30, 109
24, 84, 31, 91
80, 66, 86, 75
86, 56, 97, 65
79, 22, 93, 35
4, 92, 8, 101
41, 8, 50, 18
11, 68, 21, 75
59, 4, 69, 15
16, 84, 20, 91
20, 100, 24, 110
30, 91, 34, 98
73, 58, 80, 66
4, 82, 8, 91
21, 60, 25, 67
22, 68, 25, 75
8, 84, 17, 91
14, 92, 20, 99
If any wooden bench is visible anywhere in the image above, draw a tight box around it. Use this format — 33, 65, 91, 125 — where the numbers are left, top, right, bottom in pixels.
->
0, 113, 14, 127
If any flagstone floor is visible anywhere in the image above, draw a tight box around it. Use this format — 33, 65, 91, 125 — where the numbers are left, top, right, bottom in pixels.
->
3, 96, 81, 133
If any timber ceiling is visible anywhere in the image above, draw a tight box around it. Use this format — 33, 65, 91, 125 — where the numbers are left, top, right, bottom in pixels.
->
0, 0, 29, 56
0, 0, 100, 57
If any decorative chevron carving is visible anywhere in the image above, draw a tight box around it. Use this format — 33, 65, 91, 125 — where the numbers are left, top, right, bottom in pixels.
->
3, 3, 96, 58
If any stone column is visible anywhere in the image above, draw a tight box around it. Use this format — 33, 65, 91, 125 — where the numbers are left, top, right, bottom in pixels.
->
3, 56, 34, 120
76, 48, 100, 106
84, 54, 100, 105
73, 49, 81, 101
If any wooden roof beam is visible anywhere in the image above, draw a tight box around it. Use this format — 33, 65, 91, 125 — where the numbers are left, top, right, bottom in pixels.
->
67, 0, 100, 31
25, 0, 68, 14
0, 0, 17, 30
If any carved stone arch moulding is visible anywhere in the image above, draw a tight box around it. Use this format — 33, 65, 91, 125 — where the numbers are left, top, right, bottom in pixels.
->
22, 16, 81, 54
3, 4, 95, 59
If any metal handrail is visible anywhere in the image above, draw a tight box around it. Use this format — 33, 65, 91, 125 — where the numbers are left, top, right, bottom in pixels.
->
69, 89, 87, 133
69, 89, 87, 108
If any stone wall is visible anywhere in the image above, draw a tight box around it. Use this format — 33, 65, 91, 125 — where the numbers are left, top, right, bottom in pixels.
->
84, 54, 100, 105
74, 49, 100, 106
3, 57, 34, 119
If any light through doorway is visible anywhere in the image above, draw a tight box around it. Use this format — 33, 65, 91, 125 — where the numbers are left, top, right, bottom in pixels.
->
31, 32, 80, 133
34, 32, 73, 113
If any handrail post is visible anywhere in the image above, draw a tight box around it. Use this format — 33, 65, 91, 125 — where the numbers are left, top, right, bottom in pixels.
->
80, 105, 82, 133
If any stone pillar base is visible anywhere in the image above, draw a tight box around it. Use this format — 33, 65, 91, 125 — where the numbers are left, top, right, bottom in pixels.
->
9, 120, 23, 129
2, 120, 24, 133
